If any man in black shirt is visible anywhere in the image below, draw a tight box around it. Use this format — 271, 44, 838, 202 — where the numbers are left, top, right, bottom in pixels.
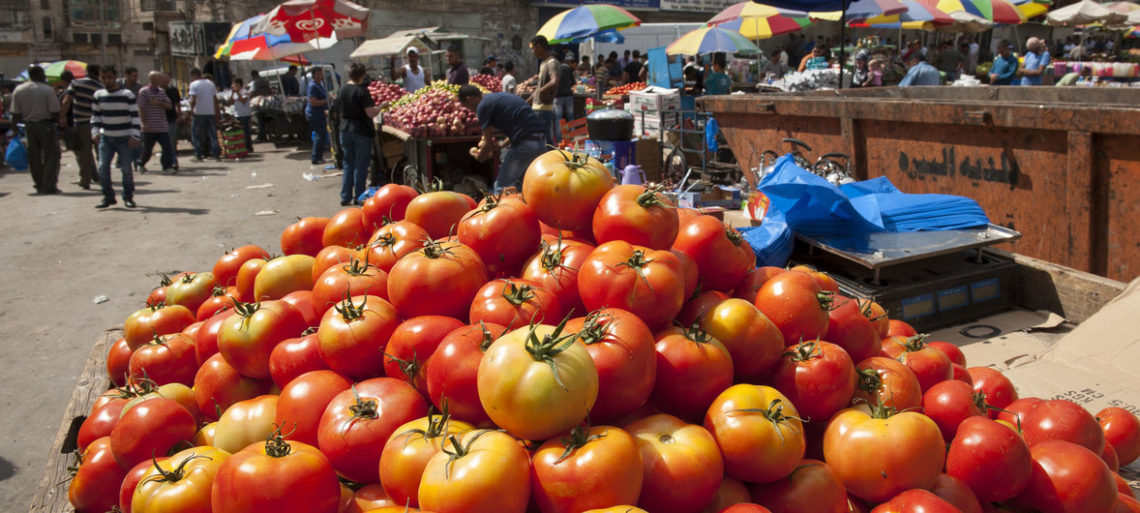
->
162, 73, 182, 170
281, 65, 301, 97
334, 63, 380, 206
458, 85, 546, 193
555, 52, 577, 142
623, 50, 644, 84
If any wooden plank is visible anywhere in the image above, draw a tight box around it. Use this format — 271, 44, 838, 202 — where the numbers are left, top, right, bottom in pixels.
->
29, 329, 118, 513
996, 249, 1129, 324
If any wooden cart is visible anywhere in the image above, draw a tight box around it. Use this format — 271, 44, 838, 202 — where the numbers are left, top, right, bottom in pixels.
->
378, 125, 497, 195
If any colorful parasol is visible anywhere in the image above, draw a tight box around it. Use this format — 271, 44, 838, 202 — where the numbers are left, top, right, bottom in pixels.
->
1009, 0, 1050, 20
1046, 0, 1127, 25
811, 0, 910, 22
215, 15, 266, 59
254, 0, 370, 43
921, 0, 1024, 24
666, 26, 762, 55
229, 34, 337, 61
707, 2, 813, 40
43, 60, 88, 82
850, 0, 955, 28
536, 4, 642, 44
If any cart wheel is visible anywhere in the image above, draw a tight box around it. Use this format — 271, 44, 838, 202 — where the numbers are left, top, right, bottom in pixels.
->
401, 164, 422, 189
663, 147, 688, 185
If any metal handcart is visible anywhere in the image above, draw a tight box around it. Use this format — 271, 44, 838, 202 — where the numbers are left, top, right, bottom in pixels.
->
378, 125, 498, 195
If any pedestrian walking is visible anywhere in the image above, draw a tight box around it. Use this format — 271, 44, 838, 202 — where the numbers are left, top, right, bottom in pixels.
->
162, 73, 182, 171
305, 66, 330, 165
91, 66, 141, 209
61, 63, 101, 189
529, 36, 560, 146
135, 71, 175, 174
11, 65, 62, 195
334, 63, 381, 206
188, 68, 221, 162
228, 78, 254, 154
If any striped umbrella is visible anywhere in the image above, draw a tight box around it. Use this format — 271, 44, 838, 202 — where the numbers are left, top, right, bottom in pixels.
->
708, 2, 813, 40
666, 26, 762, 55
922, 0, 1024, 24
44, 60, 88, 82
850, 0, 955, 28
536, 4, 642, 44
215, 15, 265, 59
811, 0, 909, 21
230, 33, 337, 61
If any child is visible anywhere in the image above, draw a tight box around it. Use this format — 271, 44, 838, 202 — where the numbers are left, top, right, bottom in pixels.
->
868, 59, 884, 86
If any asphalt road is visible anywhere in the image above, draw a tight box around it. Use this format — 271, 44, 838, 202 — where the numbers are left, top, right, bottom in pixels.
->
0, 141, 344, 511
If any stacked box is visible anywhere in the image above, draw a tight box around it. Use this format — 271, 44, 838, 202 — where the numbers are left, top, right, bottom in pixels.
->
220, 129, 248, 159
634, 112, 680, 140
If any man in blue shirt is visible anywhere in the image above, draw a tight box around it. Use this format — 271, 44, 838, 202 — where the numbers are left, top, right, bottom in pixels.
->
305, 67, 330, 165
898, 53, 942, 87
458, 85, 547, 193
1019, 37, 1050, 86
989, 40, 1019, 86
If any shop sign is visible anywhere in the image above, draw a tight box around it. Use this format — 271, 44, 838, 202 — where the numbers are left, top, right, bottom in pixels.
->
169, 21, 232, 57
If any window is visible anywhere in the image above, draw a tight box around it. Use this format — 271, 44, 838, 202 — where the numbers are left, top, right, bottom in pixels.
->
67, 0, 120, 29
142, 22, 153, 31
90, 33, 101, 44
108, 33, 121, 44
0, 0, 31, 30
41, 0, 50, 10
73, 33, 87, 43
42, 16, 51, 39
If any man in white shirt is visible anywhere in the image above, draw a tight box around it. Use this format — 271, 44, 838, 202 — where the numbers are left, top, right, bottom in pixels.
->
501, 60, 518, 94
228, 78, 254, 153
390, 47, 428, 92
187, 68, 220, 162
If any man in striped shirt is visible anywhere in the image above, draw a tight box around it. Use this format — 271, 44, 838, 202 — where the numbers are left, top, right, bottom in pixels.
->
135, 71, 175, 173
91, 66, 141, 209
61, 63, 102, 189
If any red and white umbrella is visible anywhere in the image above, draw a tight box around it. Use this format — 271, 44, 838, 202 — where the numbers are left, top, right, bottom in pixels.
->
254, 0, 370, 42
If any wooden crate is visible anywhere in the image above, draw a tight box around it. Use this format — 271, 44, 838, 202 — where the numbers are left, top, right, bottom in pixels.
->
29, 329, 117, 513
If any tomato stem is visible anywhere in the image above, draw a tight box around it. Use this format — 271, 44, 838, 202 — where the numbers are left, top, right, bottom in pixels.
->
334, 291, 368, 321
384, 350, 420, 389
576, 310, 612, 345
784, 340, 822, 363
555, 424, 607, 463
728, 398, 805, 441
501, 281, 536, 307
264, 425, 294, 458
857, 367, 883, 394
347, 384, 379, 420
523, 314, 580, 392
143, 452, 212, 485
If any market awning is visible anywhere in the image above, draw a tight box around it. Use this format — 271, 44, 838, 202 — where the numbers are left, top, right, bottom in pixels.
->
350, 35, 433, 59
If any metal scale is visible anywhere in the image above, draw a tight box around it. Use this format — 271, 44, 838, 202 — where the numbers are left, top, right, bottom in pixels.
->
790, 224, 1023, 332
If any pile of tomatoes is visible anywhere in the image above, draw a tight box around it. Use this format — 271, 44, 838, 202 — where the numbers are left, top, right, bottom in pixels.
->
69, 149, 1140, 513
607, 82, 648, 95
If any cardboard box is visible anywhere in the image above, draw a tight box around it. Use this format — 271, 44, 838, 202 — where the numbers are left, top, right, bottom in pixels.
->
634, 113, 680, 139
629, 86, 681, 114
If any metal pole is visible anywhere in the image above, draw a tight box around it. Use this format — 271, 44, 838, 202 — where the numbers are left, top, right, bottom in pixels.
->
839, 7, 847, 88
100, 0, 108, 63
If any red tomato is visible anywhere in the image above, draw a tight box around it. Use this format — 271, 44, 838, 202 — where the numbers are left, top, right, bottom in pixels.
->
311, 245, 357, 284
119, 457, 166, 513
281, 216, 330, 257
361, 220, 430, 273
68, 436, 128, 513
193, 352, 274, 422
458, 195, 542, 276
952, 364, 974, 385
883, 335, 953, 393
946, 416, 1033, 503
274, 370, 352, 446
109, 397, 197, 470
165, 271, 219, 314
217, 300, 307, 379
1016, 440, 1118, 513
930, 474, 984, 513
1098, 407, 1140, 466
311, 257, 390, 318
566, 309, 657, 422
887, 319, 918, 338
195, 308, 235, 366
733, 266, 785, 303
281, 290, 318, 329
721, 505, 773, 513
996, 397, 1044, 428
853, 356, 923, 411
387, 241, 489, 320
378, 411, 474, 508
672, 248, 700, 300
625, 414, 724, 513
213, 245, 271, 287
753, 271, 831, 346
363, 183, 418, 226
651, 325, 734, 422
268, 332, 329, 388
1021, 399, 1106, 454
531, 425, 644, 513
592, 184, 679, 250
702, 477, 752, 513
789, 265, 840, 294
678, 290, 730, 327
77, 398, 126, 453
418, 429, 532, 513
860, 299, 890, 338
123, 304, 196, 351
468, 278, 561, 330
923, 379, 989, 441
771, 340, 857, 422
578, 240, 686, 331
316, 294, 400, 380
826, 297, 881, 364
424, 323, 508, 425
317, 377, 428, 483
196, 292, 235, 321
128, 332, 197, 386
341, 483, 397, 513
521, 239, 593, 317
131, 446, 230, 513
405, 190, 474, 240
253, 254, 316, 301
748, 459, 848, 513
233, 257, 267, 302
965, 367, 1018, 419
705, 385, 806, 484
870, 489, 963, 513
322, 207, 371, 248
1114, 472, 1134, 498
1103, 443, 1121, 472
146, 276, 169, 308
383, 315, 466, 391
1120, 494, 1140, 513
929, 341, 967, 367
672, 215, 755, 293
522, 149, 614, 232
106, 337, 132, 387
212, 435, 341, 513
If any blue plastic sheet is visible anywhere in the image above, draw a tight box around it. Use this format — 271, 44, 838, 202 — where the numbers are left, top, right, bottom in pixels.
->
739, 208, 794, 267
5, 137, 27, 171
705, 116, 719, 154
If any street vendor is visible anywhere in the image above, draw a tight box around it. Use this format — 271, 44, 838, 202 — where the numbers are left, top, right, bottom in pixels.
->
988, 40, 1019, 86
391, 47, 428, 92
446, 45, 470, 86
798, 45, 830, 72
458, 85, 548, 193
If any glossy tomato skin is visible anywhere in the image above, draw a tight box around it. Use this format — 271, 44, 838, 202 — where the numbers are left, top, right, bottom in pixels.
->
923, 379, 988, 442
193, 352, 274, 422
946, 417, 1033, 502
405, 191, 474, 240
733, 266, 785, 303
68, 436, 128, 513
418, 429, 532, 513
253, 254, 317, 301
387, 241, 488, 320
212, 438, 341, 513
997, 397, 1044, 428
77, 398, 126, 453
705, 385, 806, 484
578, 241, 686, 331
322, 207, 371, 248
106, 337, 132, 387
702, 477, 752, 513
424, 323, 507, 425
884, 336, 954, 393
929, 341, 967, 367
823, 404, 947, 503
700, 298, 784, 382
672, 248, 700, 300
870, 489, 963, 513
128, 333, 197, 387
196, 293, 235, 322
592, 185, 679, 250
720, 505, 773, 513
363, 183, 418, 227
468, 278, 562, 330
119, 458, 165, 513
753, 271, 830, 346
522, 149, 614, 232
1098, 407, 1140, 466
311, 245, 356, 284
383, 315, 466, 391
281, 216, 330, 257
217, 300, 307, 379
362, 220, 430, 273
826, 297, 881, 364
268, 332, 330, 389
317, 377, 428, 483
310, 258, 389, 318
1021, 399, 1106, 454
853, 356, 923, 411
677, 290, 730, 327
378, 414, 474, 508
1016, 440, 1118, 513
651, 326, 734, 422
110, 397, 197, 471
274, 370, 352, 446
123, 304, 196, 351
458, 195, 542, 276
966, 367, 1018, 419
566, 309, 657, 422
213, 245, 271, 288
887, 320, 918, 338
748, 459, 848, 513
531, 426, 644, 513
929, 474, 984, 513
625, 414, 724, 513
213, 394, 279, 454
131, 446, 230, 513
233, 257, 267, 302
165, 271, 218, 314
316, 294, 400, 380
672, 215, 754, 293
772, 340, 857, 422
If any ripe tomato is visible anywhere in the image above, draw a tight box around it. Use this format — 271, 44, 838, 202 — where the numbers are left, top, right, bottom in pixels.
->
425, 322, 507, 424
870, 489, 962, 513
311, 245, 357, 283
78, 398, 126, 453
565, 309, 656, 422
233, 257, 268, 302
124, 304, 196, 351
522, 149, 613, 232
677, 290, 730, 327
997, 397, 1044, 428
720, 505, 773, 513
583, 508, 650, 513
592, 185, 679, 250
311, 257, 390, 318
930, 474, 983, 513
532, 425, 644, 513
1099, 407, 1140, 466
131, 446, 230, 513
965, 367, 1018, 419
651, 325, 734, 422
121, 382, 202, 427
146, 274, 170, 307
165, 271, 218, 314
672, 215, 754, 293
923, 379, 989, 441
705, 385, 806, 484
469, 278, 561, 329
268, 331, 330, 389
1103, 443, 1121, 472
387, 241, 488, 319
753, 271, 831, 346
212, 435, 341, 513
1120, 494, 1140, 513
733, 266, 785, 303
702, 477, 751, 513
823, 403, 946, 503
1021, 399, 1106, 454
341, 483, 397, 513
748, 459, 848, 513
418, 429, 532, 513
1016, 440, 1118, 513
578, 241, 686, 331
317, 377, 427, 483
195, 308, 235, 366
383, 315, 466, 391
672, 248, 700, 300
363, 183, 418, 227
68, 436, 128, 513
110, 397, 197, 470
217, 300, 307, 379
119, 457, 165, 513
478, 322, 598, 440
213, 394, 278, 454
281, 216, 330, 257
283, 291, 323, 328
826, 297, 881, 364
458, 195, 542, 276
883, 335, 953, 392
253, 254, 316, 301
929, 340, 967, 367
625, 414, 724, 513
789, 265, 840, 293
379, 411, 474, 508
128, 333, 197, 387
361, 220, 430, 273
700, 299, 784, 383
860, 299, 890, 338
213, 245, 271, 288
522, 239, 593, 317
196, 291, 235, 322
106, 337, 132, 387
317, 294, 400, 380
772, 340, 857, 422
193, 352, 274, 422
887, 319, 917, 337
405, 190, 474, 240
853, 356, 923, 411
274, 370, 352, 446
322, 207, 371, 248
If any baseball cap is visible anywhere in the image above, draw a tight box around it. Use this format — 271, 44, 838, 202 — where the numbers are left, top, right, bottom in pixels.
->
406, 47, 419, 55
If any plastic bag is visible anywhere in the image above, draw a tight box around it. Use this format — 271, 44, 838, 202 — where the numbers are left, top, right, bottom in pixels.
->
705, 116, 719, 154
758, 154, 882, 236
5, 137, 27, 171
357, 186, 378, 203
738, 208, 794, 267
